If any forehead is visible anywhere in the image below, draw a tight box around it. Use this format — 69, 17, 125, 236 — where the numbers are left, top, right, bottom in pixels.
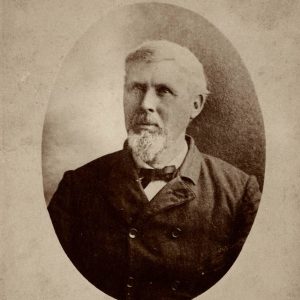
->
125, 60, 189, 87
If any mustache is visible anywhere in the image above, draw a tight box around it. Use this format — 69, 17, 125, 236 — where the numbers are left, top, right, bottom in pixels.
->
131, 113, 162, 128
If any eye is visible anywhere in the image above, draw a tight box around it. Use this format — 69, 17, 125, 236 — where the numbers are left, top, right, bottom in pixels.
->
156, 85, 174, 97
130, 83, 146, 93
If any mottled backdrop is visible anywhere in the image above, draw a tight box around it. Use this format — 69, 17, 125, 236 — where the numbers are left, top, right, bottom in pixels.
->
42, 3, 265, 204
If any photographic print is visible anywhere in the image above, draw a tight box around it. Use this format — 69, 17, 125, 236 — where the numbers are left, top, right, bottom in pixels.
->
2, 1, 299, 300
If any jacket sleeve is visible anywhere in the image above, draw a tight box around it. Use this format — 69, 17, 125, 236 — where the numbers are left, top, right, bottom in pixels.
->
47, 171, 78, 258
231, 175, 261, 256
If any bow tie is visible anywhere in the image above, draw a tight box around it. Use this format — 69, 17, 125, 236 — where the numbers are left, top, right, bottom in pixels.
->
138, 165, 177, 188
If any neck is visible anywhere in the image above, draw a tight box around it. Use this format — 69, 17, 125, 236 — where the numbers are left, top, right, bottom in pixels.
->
147, 133, 187, 168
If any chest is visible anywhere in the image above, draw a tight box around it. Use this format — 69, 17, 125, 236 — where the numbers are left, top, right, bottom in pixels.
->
76, 181, 235, 273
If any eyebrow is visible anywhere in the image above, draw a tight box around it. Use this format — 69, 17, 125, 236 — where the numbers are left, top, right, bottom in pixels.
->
125, 81, 146, 88
154, 83, 177, 95
125, 80, 178, 95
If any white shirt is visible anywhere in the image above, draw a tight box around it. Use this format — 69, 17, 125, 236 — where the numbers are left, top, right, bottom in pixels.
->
132, 142, 188, 201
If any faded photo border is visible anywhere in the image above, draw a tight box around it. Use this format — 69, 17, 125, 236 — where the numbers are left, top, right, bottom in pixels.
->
2, 1, 300, 300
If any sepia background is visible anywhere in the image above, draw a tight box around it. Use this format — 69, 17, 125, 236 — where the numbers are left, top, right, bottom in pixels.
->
2, 0, 300, 299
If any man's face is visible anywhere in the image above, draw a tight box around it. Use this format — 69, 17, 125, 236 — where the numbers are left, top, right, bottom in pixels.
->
124, 60, 198, 147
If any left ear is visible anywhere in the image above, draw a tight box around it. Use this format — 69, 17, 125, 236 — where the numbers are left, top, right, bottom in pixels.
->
190, 94, 205, 119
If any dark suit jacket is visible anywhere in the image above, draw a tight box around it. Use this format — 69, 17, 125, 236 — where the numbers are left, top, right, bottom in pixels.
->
48, 136, 261, 300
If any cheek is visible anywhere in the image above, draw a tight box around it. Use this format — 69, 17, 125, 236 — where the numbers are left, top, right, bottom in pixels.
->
172, 112, 191, 135
123, 105, 134, 132
124, 94, 138, 118
158, 102, 191, 130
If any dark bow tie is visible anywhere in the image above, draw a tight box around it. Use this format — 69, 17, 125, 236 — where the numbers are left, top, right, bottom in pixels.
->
138, 165, 177, 188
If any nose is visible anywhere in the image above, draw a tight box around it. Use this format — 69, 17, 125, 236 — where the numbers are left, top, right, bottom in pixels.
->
140, 89, 158, 113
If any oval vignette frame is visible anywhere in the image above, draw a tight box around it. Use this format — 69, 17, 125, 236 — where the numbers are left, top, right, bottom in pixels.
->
42, 2, 265, 299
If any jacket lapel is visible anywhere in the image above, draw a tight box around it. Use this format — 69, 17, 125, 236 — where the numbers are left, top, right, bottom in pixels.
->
104, 136, 202, 224
137, 178, 196, 220
105, 149, 148, 224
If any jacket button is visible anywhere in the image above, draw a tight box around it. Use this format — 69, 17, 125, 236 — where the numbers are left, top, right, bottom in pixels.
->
129, 228, 138, 239
171, 227, 182, 238
171, 280, 180, 291
152, 246, 158, 253
126, 276, 134, 288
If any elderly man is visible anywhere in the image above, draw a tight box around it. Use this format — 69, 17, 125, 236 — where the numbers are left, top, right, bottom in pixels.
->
48, 40, 261, 300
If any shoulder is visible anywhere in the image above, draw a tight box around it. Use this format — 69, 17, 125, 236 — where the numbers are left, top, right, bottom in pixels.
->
199, 153, 259, 197
65, 149, 125, 183
201, 153, 249, 181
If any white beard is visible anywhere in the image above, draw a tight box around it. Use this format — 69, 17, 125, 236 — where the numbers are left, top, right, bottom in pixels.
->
127, 129, 167, 163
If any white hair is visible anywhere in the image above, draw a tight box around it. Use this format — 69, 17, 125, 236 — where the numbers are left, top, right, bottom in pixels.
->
125, 39, 210, 100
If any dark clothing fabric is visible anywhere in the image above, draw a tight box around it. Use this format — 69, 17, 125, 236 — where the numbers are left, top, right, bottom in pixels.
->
48, 137, 261, 300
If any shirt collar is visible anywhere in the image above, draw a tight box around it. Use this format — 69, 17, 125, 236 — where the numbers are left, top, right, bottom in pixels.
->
178, 135, 202, 185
